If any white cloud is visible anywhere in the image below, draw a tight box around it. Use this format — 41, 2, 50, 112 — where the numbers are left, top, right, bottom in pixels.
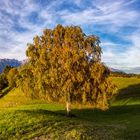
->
102, 31, 140, 73
0, 0, 140, 73
60, 0, 139, 30
0, 0, 57, 60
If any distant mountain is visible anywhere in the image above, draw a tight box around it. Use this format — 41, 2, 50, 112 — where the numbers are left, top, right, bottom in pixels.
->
0, 59, 21, 73
109, 67, 124, 73
0, 58, 125, 74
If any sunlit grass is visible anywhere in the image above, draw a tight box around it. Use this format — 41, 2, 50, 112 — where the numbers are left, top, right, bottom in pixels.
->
111, 77, 140, 106
0, 77, 140, 139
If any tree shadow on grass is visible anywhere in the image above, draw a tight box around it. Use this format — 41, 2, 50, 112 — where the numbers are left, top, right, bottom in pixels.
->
18, 109, 66, 117
0, 87, 12, 98
20, 83, 140, 118
116, 83, 140, 100
6, 83, 140, 140
13, 104, 140, 140
17, 104, 140, 123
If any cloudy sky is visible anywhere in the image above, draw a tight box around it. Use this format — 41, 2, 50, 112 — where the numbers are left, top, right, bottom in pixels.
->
0, 0, 140, 73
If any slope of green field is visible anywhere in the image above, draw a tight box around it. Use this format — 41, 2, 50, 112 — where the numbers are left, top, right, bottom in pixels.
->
111, 77, 140, 105
0, 77, 140, 140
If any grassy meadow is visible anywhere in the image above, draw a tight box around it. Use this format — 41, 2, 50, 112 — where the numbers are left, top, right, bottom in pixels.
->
0, 77, 140, 140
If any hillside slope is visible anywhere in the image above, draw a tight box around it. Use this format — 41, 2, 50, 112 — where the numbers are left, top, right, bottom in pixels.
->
111, 77, 140, 105
0, 77, 140, 139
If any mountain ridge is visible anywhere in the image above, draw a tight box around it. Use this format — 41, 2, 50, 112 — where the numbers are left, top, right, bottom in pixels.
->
0, 58, 21, 73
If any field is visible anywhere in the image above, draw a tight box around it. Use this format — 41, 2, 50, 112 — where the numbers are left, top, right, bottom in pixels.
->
0, 77, 140, 140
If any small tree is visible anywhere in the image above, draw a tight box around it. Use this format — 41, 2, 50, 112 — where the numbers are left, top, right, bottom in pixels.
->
7, 68, 18, 88
18, 25, 116, 116
17, 65, 35, 98
3, 65, 13, 75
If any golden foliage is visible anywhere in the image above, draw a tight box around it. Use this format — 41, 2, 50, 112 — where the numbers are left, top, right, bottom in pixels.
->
18, 24, 116, 110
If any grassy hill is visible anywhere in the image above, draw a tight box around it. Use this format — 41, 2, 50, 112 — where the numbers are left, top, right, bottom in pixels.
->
111, 77, 140, 105
0, 77, 140, 140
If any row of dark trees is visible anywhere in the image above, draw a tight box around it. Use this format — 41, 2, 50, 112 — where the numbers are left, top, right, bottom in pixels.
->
110, 71, 140, 78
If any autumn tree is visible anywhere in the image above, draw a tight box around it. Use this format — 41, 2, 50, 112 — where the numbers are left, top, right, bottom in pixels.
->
7, 68, 18, 87
18, 24, 116, 116
3, 65, 13, 74
17, 65, 35, 98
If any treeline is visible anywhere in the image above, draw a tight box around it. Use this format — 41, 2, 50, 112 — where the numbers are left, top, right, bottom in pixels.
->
110, 71, 140, 78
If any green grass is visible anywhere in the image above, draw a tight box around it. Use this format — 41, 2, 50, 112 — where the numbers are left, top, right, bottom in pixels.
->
0, 77, 140, 140
111, 77, 140, 105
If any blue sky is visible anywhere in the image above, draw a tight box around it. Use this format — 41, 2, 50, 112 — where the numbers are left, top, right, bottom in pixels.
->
0, 0, 140, 73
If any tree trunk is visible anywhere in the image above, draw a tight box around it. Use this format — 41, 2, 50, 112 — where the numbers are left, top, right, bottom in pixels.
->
66, 102, 71, 116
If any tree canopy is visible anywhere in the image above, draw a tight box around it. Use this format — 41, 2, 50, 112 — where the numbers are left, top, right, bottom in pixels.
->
17, 24, 116, 115
0, 65, 13, 90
